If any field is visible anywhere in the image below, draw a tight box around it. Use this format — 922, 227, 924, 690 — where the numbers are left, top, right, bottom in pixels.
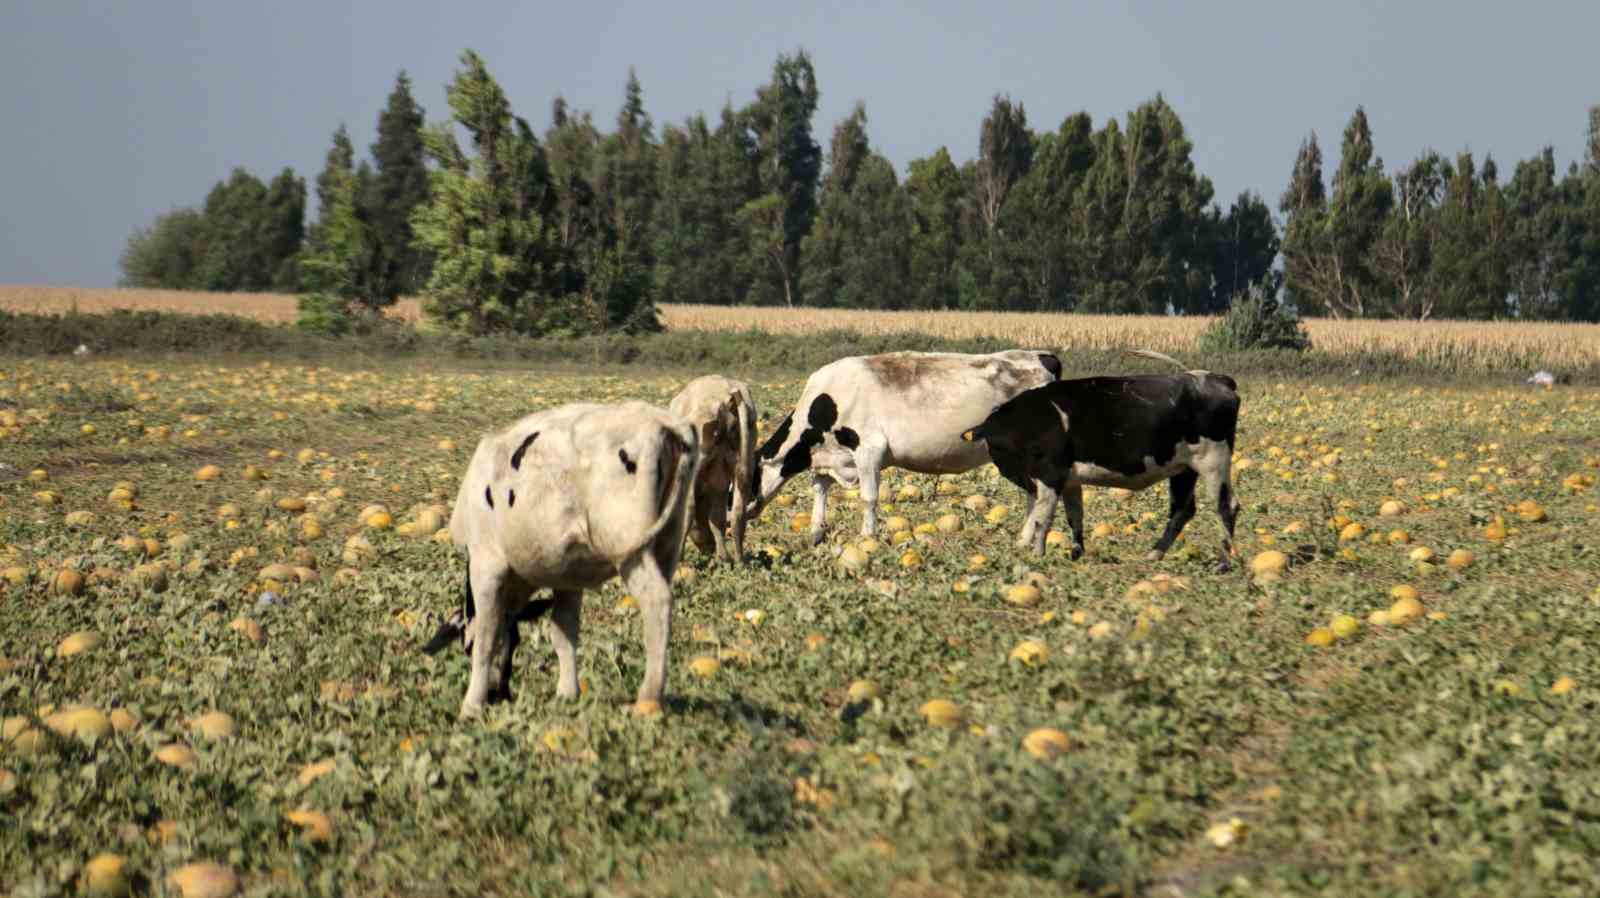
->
7, 285, 1600, 375
3, 350, 1600, 898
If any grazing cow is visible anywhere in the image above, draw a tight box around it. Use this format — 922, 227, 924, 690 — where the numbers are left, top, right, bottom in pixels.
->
748, 349, 1061, 545
421, 402, 698, 718
962, 351, 1241, 569
668, 375, 757, 563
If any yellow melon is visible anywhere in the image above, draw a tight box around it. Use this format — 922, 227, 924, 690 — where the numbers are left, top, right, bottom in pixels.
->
1021, 727, 1071, 760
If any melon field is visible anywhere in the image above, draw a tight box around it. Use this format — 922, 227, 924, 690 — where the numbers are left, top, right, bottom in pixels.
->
3, 355, 1600, 897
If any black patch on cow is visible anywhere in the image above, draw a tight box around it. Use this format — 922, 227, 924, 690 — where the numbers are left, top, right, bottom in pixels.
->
509, 431, 539, 470
507, 489, 515, 507
757, 413, 794, 459
779, 429, 822, 480
618, 448, 637, 474
1038, 353, 1063, 381
835, 426, 859, 449
484, 486, 494, 509
807, 393, 839, 431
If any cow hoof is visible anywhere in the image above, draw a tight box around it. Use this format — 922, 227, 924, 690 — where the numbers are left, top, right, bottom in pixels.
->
458, 701, 484, 720
1069, 547, 1084, 561
1215, 559, 1233, 574
632, 699, 663, 717
809, 531, 825, 547
1146, 549, 1166, 562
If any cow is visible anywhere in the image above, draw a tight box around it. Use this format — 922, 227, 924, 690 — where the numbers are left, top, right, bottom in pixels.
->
421, 401, 698, 718
668, 375, 757, 564
961, 351, 1241, 570
747, 349, 1062, 546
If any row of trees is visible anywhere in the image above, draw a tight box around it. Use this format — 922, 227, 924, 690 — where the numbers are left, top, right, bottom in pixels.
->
120, 168, 305, 292
1281, 107, 1600, 320
120, 48, 1600, 330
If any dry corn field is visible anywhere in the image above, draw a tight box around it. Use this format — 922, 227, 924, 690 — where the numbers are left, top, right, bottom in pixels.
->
6, 285, 1600, 370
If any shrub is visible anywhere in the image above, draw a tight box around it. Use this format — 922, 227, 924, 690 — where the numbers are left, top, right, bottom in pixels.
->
1199, 285, 1311, 353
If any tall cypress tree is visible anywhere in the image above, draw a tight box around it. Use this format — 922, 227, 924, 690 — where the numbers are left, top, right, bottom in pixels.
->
1278, 131, 1333, 314
263, 168, 307, 292
1322, 107, 1394, 317
999, 111, 1094, 311
799, 102, 870, 306
1506, 148, 1565, 318
904, 146, 967, 310
738, 50, 821, 306
367, 71, 430, 303
1374, 151, 1444, 319
411, 50, 560, 334
591, 68, 659, 324
1205, 190, 1281, 312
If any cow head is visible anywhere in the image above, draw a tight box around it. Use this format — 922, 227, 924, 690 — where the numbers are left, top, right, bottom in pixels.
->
745, 392, 856, 519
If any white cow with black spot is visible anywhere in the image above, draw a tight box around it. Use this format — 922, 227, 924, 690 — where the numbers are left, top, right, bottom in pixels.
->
746, 349, 1062, 545
423, 401, 698, 718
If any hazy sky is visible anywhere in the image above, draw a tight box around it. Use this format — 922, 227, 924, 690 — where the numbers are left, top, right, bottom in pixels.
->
3, 0, 1596, 288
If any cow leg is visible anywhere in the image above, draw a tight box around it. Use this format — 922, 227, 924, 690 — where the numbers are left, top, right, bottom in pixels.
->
1063, 484, 1086, 559
1028, 480, 1061, 557
729, 479, 748, 564
809, 474, 835, 546
1149, 470, 1198, 560
548, 589, 583, 700
687, 487, 717, 558
621, 551, 674, 708
1194, 442, 1239, 572
993, 455, 1037, 546
855, 442, 887, 537
1016, 479, 1049, 550
705, 480, 732, 562
461, 556, 511, 719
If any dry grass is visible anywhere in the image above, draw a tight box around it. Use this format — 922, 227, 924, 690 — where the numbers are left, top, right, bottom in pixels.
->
0, 285, 423, 324
6, 285, 1599, 369
662, 304, 1600, 369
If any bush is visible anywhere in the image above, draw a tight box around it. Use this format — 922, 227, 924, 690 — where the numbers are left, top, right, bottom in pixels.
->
1198, 285, 1311, 353
295, 293, 355, 336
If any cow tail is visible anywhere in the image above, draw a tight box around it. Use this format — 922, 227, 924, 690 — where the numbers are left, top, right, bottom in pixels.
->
625, 422, 699, 558
734, 393, 755, 513
1127, 348, 1209, 378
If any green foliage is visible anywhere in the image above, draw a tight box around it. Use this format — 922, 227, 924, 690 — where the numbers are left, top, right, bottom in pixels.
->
119, 168, 304, 293
905, 147, 966, 309
1198, 284, 1312, 352
800, 104, 912, 308
366, 72, 432, 300
650, 108, 759, 305
298, 148, 383, 323
118, 208, 208, 289
411, 51, 560, 335
740, 50, 822, 306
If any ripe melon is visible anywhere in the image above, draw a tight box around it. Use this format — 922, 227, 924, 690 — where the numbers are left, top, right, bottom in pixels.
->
918, 699, 964, 728
1021, 727, 1071, 760
1009, 639, 1048, 666
81, 853, 129, 897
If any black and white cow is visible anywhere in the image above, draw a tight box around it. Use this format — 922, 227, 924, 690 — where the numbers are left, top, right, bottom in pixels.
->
961, 352, 1241, 570
422, 401, 698, 718
747, 349, 1061, 545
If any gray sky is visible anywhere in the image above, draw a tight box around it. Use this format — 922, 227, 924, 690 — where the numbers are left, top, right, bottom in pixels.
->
3, 0, 1596, 288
